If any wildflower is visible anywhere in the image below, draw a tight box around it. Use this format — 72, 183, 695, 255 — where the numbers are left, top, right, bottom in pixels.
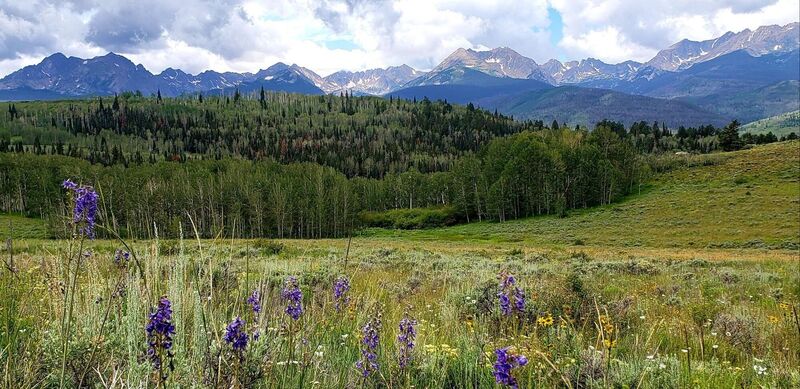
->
113, 249, 130, 267
498, 271, 525, 316
465, 316, 475, 332
224, 316, 248, 353
603, 339, 617, 348
493, 347, 528, 388
753, 364, 767, 375
332, 276, 351, 311
356, 312, 382, 378
768, 315, 779, 324
779, 302, 790, 311
537, 313, 554, 327
397, 312, 417, 368
247, 289, 261, 314
146, 296, 175, 380
513, 287, 525, 312
282, 276, 303, 321
63, 179, 99, 238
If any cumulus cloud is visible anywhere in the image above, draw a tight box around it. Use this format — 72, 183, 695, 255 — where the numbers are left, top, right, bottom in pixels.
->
0, 0, 797, 77
550, 0, 799, 63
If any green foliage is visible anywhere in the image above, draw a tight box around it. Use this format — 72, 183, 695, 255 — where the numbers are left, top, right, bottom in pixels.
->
364, 141, 800, 249
359, 206, 460, 229
718, 120, 742, 151
0, 128, 646, 238
741, 110, 800, 137
0, 213, 50, 239
0, 93, 530, 177
3, 238, 798, 388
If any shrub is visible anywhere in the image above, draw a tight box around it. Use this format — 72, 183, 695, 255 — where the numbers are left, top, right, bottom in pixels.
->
358, 206, 461, 229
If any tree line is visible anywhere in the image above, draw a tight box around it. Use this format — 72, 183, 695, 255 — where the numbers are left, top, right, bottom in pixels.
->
0, 93, 531, 178
1, 94, 791, 238
1, 128, 645, 238
2, 96, 789, 180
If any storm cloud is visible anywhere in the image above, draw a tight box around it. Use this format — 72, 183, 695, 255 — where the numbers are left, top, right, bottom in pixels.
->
0, 0, 796, 77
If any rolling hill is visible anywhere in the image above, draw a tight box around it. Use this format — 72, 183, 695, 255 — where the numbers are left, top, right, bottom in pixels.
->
365, 141, 800, 249
741, 110, 800, 136
487, 86, 728, 127
390, 78, 728, 127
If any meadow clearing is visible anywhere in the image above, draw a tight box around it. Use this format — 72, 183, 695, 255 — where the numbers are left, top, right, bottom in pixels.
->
1, 142, 798, 388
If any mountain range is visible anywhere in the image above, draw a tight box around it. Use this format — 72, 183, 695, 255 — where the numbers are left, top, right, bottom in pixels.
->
0, 22, 797, 127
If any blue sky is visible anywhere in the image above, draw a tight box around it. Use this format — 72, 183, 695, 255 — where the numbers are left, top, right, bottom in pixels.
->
0, 0, 797, 77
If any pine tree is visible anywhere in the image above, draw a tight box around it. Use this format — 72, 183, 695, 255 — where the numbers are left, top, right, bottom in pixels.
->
718, 120, 742, 151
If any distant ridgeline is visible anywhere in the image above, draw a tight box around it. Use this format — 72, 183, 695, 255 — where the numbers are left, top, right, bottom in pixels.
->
0, 94, 792, 238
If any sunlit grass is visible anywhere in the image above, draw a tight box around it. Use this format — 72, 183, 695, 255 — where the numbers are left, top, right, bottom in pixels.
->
364, 142, 800, 249
2, 237, 799, 387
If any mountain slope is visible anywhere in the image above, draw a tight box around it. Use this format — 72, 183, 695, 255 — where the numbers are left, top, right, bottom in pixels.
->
391, 69, 726, 127
484, 86, 728, 127
645, 23, 799, 71
325, 65, 424, 95
0, 52, 160, 96
367, 141, 800, 249
387, 67, 552, 103
580, 49, 799, 96
405, 47, 548, 86
741, 110, 800, 137
0, 54, 327, 99
679, 80, 800, 124
541, 58, 642, 84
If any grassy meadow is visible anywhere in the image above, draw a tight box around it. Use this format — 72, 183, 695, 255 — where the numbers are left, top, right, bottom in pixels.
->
741, 111, 800, 137
1, 142, 799, 388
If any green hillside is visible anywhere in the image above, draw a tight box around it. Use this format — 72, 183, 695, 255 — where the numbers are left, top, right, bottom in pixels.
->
366, 141, 800, 249
681, 80, 800, 124
742, 110, 800, 137
0, 213, 49, 239
488, 86, 728, 128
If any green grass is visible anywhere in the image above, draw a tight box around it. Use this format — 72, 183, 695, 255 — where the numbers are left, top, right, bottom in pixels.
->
742, 110, 800, 137
2, 237, 799, 388
1, 143, 799, 388
363, 142, 800, 249
0, 213, 49, 239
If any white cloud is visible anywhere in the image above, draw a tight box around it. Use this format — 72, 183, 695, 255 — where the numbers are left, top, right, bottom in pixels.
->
0, 0, 797, 77
551, 0, 799, 63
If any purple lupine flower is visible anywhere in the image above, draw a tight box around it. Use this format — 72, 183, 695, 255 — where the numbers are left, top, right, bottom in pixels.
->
332, 276, 351, 311
247, 289, 261, 314
493, 347, 528, 388
498, 292, 511, 315
63, 179, 99, 238
356, 313, 382, 377
498, 271, 524, 315
397, 313, 416, 368
281, 276, 303, 320
146, 296, 175, 379
513, 287, 525, 312
62, 179, 77, 190
114, 249, 130, 267
224, 316, 248, 352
